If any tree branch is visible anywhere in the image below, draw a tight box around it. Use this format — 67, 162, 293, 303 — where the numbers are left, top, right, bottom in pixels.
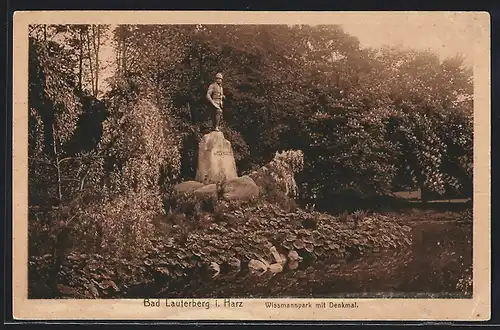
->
80, 170, 91, 192
86, 28, 95, 94
29, 205, 61, 211
63, 213, 79, 227
60, 177, 82, 182
52, 124, 63, 202
57, 155, 107, 165
30, 158, 56, 167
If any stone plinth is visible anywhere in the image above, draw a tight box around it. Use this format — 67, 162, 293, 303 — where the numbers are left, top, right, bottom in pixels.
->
195, 131, 238, 184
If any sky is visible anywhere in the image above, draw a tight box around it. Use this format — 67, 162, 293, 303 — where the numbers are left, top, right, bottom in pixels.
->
339, 16, 478, 65
97, 12, 485, 93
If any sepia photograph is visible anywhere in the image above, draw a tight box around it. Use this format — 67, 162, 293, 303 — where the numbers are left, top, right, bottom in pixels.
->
12, 11, 490, 321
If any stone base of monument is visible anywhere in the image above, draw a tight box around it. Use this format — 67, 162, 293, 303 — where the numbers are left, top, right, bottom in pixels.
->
173, 176, 260, 202
195, 131, 238, 184
172, 132, 260, 202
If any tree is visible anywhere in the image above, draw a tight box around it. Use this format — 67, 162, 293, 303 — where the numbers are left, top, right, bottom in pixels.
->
29, 25, 83, 206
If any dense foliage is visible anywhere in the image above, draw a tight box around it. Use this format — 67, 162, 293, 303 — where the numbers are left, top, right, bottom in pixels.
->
29, 201, 413, 298
161, 25, 473, 205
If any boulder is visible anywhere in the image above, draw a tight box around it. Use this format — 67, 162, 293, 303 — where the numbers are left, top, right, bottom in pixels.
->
222, 175, 260, 201
195, 131, 238, 184
193, 184, 218, 199
173, 181, 205, 195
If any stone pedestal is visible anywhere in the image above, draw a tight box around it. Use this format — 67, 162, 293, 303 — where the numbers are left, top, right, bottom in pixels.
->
195, 131, 238, 184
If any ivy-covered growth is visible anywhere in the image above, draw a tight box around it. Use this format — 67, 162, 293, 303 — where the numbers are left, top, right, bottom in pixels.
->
100, 96, 181, 193
83, 96, 183, 257
28, 34, 84, 206
249, 150, 304, 211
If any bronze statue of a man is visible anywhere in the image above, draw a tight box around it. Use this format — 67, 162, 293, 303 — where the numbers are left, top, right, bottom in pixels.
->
206, 72, 225, 131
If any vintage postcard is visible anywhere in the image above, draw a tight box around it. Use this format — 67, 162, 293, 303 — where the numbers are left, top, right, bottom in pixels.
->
12, 11, 490, 321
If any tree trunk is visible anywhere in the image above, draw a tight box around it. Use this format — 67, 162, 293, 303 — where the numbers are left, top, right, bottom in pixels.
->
94, 25, 100, 97
122, 27, 127, 74
92, 25, 101, 97
86, 28, 95, 95
115, 31, 122, 78
52, 123, 63, 203
78, 28, 83, 92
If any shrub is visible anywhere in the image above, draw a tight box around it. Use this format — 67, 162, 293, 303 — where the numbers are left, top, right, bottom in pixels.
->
163, 190, 210, 218
79, 188, 161, 257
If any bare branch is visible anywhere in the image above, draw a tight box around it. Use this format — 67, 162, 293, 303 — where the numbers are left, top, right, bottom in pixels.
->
58, 157, 81, 165
60, 177, 82, 182
80, 170, 91, 192
29, 205, 60, 211
64, 213, 79, 227
52, 123, 63, 202
86, 28, 95, 94
30, 158, 56, 167
57, 155, 107, 165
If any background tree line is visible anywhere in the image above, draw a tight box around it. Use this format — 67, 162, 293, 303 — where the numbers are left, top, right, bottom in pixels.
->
106, 24, 473, 208
27, 24, 473, 263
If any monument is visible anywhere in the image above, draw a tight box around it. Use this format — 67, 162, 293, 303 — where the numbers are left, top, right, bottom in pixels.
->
171, 75, 259, 201
195, 131, 238, 184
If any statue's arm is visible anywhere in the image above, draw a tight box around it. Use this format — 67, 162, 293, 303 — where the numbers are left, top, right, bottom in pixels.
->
206, 84, 216, 106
